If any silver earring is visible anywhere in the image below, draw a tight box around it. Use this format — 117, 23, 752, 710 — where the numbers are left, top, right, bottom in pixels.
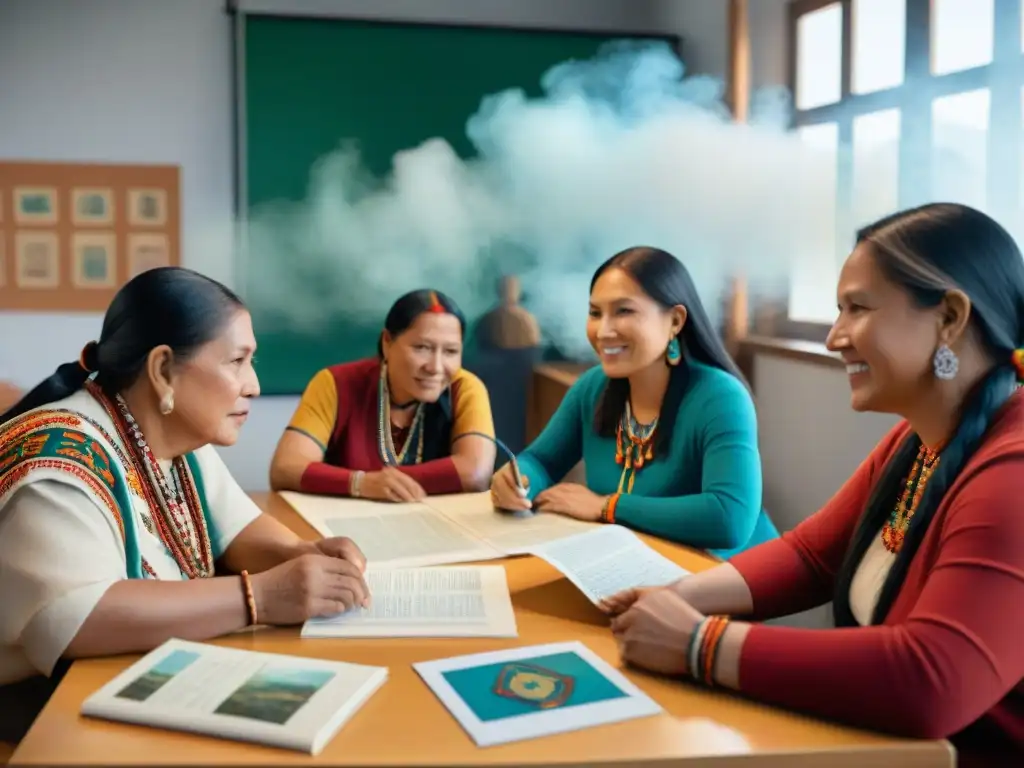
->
933, 343, 959, 380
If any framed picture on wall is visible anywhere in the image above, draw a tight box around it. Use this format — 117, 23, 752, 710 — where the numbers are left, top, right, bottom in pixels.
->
128, 233, 169, 277
72, 188, 115, 226
127, 188, 167, 226
72, 232, 117, 288
15, 231, 59, 288
14, 187, 58, 225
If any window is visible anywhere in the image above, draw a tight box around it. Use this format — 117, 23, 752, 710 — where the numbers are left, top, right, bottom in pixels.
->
785, 0, 1024, 332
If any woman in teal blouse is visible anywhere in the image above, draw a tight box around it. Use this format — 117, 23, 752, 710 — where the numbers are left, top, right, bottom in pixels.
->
490, 246, 779, 558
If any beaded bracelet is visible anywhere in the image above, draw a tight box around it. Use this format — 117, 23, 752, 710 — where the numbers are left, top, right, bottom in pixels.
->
600, 493, 620, 523
690, 615, 730, 686
240, 570, 258, 626
350, 470, 364, 498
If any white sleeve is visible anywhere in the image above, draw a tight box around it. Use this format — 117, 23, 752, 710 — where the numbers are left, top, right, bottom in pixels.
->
0, 481, 126, 676
192, 445, 262, 558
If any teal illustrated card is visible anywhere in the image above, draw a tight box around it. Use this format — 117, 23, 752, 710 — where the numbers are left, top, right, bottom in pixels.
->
414, 641, 662, 747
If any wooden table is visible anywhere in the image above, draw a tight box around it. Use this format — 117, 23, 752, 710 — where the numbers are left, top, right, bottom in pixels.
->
10, 493, 954, 767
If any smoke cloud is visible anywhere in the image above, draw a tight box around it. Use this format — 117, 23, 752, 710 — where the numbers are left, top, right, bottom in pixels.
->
240, 40, 991, 359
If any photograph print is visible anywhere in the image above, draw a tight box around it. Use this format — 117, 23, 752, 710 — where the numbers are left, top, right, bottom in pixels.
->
72, 187, 115, 226
128, 188, 167, 226
72, 232, 116, 288
15, 231, 59, 289
13, 187, 58, 225
115, 649, 201, 702
214, 663, 335, 726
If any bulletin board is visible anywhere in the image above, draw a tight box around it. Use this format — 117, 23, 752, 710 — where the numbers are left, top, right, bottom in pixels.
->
0, 161, 181, 312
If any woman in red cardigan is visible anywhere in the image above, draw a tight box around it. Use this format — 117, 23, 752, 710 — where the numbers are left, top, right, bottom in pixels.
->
602, 203, 1024, 767
270, 289, 496, 502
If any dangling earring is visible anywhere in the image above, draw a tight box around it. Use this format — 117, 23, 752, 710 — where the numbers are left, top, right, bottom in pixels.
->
933, 343, 959, 380
160, 392, 175, 415
665, 336, 682, 367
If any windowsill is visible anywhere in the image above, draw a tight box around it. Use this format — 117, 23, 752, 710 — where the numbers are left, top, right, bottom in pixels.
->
739, 335, 844, 369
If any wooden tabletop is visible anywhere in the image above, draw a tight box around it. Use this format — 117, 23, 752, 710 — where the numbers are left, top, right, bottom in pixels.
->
10, 492, 954, 767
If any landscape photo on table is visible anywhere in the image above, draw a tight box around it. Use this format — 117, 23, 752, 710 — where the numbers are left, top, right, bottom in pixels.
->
115, 649, 201, 702
213, 664, 336, 725
440, 650, 629, 723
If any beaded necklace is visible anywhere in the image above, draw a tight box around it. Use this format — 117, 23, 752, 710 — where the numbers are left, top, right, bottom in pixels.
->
614, 400, 658, 494
86, 381, 214, 578
881, 442, 942, 554
376, 360, 425, 466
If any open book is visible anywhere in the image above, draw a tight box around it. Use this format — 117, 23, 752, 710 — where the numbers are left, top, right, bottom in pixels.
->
302, 565, 518, 638
80, 639, 387, 755
280, 490, 597, 568
282, 492, 690, 604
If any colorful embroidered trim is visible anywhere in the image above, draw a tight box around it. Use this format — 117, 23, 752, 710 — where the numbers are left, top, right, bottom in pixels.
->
0, 410, 147, 580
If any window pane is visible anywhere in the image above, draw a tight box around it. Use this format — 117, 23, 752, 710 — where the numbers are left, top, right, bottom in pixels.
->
852, 0, 906, 94
796, 4, 843, 110
853, 109, 901, 227
789, 123, 840, 323
931, 0, 994, 75
932, 89, 990, 210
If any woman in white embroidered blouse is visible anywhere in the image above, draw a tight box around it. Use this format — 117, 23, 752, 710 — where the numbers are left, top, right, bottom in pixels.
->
0, 267, 369, 742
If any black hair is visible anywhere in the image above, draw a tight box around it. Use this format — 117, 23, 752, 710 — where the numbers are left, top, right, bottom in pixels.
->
833, 203, 1024, 627
590, 246, 749, 452
377, 289, 467, 462
1, 267, 246, 423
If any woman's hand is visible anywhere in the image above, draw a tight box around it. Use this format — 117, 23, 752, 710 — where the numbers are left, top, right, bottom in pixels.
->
610, 588, 705, 676
359, 468, 426, 502
597, 586, 659, 616
310, 535, 367, 573
490, 463, 531, 511
534, 483, 605, 522
250, 552, 371, 625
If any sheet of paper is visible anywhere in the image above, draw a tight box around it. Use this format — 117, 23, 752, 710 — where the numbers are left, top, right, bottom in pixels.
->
302, 565, 517, 638
280, 491, 501, 567
80, 639, 387, 755
430, 492, 598, 553
526, 525, 690, 604
414, 640, 663, 747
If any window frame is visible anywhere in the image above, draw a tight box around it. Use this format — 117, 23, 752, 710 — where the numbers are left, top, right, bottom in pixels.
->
777, 0, 1024, 343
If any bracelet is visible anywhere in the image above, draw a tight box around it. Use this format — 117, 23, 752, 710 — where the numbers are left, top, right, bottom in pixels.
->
600, 493, 620, 523
240, 570, 258, 626
694, 615, 730, 686
687, 616, 709, 675
350, 470, 364, 498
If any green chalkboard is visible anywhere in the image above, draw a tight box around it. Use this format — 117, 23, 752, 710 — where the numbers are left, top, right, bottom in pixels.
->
241, 15, 676, 394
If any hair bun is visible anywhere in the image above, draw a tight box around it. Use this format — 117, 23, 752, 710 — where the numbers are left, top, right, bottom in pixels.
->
79, 341, 100, 373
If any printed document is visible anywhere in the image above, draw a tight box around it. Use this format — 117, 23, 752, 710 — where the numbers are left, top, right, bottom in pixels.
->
80, 639, 387, 755
414, 640, 663, 746
279, 492, 502, 567
302, 566, 518, 638
526, 525, 690, 603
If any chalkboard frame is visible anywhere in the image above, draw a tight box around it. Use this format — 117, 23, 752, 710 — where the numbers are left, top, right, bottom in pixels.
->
226, 4, 683, 395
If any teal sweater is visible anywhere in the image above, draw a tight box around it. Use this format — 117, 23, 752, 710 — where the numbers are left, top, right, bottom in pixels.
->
517, 362, 779, 559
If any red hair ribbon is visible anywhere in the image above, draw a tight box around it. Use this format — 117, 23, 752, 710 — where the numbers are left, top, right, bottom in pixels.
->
1012, 348, 1024, 384
427, 291, 446, 314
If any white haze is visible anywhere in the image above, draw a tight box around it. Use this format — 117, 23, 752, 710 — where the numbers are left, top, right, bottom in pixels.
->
240, 41, 993, 359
